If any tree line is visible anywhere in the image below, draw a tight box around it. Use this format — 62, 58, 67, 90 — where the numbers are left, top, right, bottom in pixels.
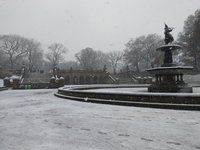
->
0, 9, 200, 74
0, 35, 124, 74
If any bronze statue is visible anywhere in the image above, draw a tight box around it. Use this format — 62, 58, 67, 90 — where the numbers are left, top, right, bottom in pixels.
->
164, 24, 174, 44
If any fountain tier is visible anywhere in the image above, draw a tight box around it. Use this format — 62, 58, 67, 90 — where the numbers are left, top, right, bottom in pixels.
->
147, 43, 193, 93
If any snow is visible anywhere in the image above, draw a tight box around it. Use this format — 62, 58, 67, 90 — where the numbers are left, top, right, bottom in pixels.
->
10, 75, 20, 79
185, 74, 200, 85
0, 89, 200, 150
81, 87, 200, 96
0, 79, 3, 87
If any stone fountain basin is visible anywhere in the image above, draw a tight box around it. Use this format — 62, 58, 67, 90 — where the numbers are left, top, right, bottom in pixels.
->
146, 66, 193, 75
55, 84, 200, 111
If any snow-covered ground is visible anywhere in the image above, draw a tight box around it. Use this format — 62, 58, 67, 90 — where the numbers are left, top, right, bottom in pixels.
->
0, 89, 200, 150
0, 79, 3, 87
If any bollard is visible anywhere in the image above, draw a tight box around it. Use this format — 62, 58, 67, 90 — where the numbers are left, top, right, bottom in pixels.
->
55, 78, 59, 88
50, 76, 56, 88
12, 77, 20, 89
59, 77, 65, 87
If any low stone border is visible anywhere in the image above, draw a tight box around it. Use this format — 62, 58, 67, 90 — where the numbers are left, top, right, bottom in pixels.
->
0, 87, 8, 91
55, 85, 200, 111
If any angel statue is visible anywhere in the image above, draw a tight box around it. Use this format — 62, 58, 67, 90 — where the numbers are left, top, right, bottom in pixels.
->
164, 24, 174, 44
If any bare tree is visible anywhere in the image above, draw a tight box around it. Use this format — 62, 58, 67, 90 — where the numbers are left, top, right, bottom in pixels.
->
143, 34, 164, 68
0, 40, 7, 68
0, 35, 28, 70
59, 61, 79, 70
124, 34, 164, 72
26, 39, 43, 71
75, 47, 110, 70
75, 47, 98, 70
46, 43, 68, 67
108, 51, 124, 74
95, 50, 110, 70
124, 36, 145, 72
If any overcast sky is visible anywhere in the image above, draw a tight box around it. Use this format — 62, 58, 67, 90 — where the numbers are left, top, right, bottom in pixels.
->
0, 0, 199, 60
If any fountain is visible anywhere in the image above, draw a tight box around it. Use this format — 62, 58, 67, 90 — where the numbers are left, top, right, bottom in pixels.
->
55, 24, 200, 110
147, 24, 193, 93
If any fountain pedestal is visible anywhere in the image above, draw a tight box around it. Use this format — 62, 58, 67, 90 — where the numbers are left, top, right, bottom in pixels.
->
147, 44, 193, 93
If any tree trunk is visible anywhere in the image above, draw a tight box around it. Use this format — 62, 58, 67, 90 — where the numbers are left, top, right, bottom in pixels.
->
10, 59, 14, 71
113, 67, 116, 75
136, 62, 140, 73
29, 51, 32, 72
194, 54, 198, 72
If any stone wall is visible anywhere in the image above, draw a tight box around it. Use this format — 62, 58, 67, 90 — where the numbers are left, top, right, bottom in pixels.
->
60, 70, 108, 85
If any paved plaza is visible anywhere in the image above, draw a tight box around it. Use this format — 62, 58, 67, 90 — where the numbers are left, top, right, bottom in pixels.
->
0, 89, 200, 150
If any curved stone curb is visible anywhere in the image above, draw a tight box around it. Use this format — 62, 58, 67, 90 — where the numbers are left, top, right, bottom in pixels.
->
54, 92, 200, 111
55, 85, 200, 111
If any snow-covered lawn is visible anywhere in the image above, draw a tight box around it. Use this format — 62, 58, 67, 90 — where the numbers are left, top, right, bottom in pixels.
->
0, 89, 200, 150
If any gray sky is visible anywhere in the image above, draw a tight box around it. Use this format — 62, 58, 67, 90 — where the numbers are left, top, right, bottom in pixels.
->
0, 0, 199, 60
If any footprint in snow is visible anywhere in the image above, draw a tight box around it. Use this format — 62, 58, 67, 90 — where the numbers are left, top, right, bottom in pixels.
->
195, 146, 200, 149
0, 115, 6, 119
66, 125, 72, 129
166, 141, 181, 145
118, 134, 130, 137
141, 137, 154, 142
81, 128, 90, 131
98, 131, 107, 135
54, 122, 62, 126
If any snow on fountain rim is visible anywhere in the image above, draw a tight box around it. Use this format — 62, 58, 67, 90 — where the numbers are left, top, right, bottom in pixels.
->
59, 85, 200, 97
156, 44, 182, 51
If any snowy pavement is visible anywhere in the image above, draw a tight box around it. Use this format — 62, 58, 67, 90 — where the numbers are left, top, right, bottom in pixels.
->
0, 89, 200, 150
